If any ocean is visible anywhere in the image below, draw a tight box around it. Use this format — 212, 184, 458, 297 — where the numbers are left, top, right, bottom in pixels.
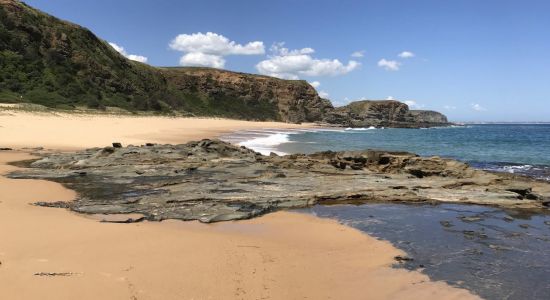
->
225, 124, 550, 181
223, 124, 550, 300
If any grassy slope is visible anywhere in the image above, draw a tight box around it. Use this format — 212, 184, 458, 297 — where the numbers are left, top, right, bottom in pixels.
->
0, 0, 301, 120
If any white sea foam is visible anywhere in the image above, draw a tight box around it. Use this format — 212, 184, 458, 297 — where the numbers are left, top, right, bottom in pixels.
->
345, 126, 377, 131
238, 132, 291, 155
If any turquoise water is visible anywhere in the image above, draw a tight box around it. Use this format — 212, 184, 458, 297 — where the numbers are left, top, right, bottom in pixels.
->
278, 124, 550, 180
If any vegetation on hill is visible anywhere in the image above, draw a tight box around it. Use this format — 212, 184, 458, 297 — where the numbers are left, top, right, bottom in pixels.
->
0, 0, 448, 126
0, 0, 172, 111
0, 0, 326, 121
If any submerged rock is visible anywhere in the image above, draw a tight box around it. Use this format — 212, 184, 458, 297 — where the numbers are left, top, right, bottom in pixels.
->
9, 139, 550, 223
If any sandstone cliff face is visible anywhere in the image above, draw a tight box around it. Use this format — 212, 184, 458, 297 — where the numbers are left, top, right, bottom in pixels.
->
161, 67, 333, 123
322, 100, 450, 128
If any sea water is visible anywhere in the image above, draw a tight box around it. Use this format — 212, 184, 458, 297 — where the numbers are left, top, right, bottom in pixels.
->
223, 124, 550, 299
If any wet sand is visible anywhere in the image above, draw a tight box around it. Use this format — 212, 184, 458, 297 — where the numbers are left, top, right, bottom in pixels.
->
0, 112, 479, 299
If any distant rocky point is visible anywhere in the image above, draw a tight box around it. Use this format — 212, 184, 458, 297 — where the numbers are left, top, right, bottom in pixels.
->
0, 0, 449, 128
323, 100, 450, 128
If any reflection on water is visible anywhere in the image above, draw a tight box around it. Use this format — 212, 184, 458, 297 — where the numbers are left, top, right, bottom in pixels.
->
297, 203, 550, 300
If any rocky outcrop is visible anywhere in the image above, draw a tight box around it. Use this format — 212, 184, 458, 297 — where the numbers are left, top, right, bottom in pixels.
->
322, 100, 451, 128
161, 67, 334, 122
409, 110, 448, 124
10, 140, 550, 223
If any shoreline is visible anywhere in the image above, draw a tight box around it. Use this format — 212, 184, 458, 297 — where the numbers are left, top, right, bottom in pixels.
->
0, 110, 317, 150
0, 112, 479, 299
0, 151, 478, 299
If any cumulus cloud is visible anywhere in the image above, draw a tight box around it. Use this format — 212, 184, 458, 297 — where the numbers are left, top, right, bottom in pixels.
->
386, 96, 395, 100
398, 51, 415, 58
444, 105, 457, 110
169, 32, 265, 68
377, 58, 400, 71
308, 81, 329, 99
309, 81, 321, 88
256, 43, 360, 79
318, 91, 330, 98
471, 103, 487, 111
179, 52, 225, 68
109, 42, 148, 63
351, 50, 365, 58
404, 100, 424, 109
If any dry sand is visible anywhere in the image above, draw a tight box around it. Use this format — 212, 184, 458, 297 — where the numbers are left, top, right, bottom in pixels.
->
0, 111, 313, 149
0, 112, 480, 299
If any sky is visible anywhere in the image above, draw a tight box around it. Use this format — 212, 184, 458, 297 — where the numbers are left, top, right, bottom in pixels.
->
25, 0, 550, 122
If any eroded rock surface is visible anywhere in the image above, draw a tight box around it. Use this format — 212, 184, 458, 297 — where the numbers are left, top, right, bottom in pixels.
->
9, 140, 550, 222
323, 100, 450, 128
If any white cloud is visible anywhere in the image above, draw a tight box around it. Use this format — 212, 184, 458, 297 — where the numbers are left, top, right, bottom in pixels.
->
318, 91, 330, 98
169, 32, 265, 68
398, 51, 415, 58
309, 81, 321, 88
109, 42, 148, 63
331, 97, 352, 107
404, 100, 425, 109
351, 50, 365, 58
179, 52, 225, 68
256, 43, 360, 79
126, 54, 148, 63
386, 96, 395, 100
377, 58, 400, 71
444, 105, 457, 110
169, 32, 264, 55
471, 103, 487, 111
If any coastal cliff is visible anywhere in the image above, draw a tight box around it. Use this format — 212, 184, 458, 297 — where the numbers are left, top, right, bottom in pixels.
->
0, 0, 331, 122
0, 0, 448, 127
323, 100, 450, 128
161, 67, 333, 122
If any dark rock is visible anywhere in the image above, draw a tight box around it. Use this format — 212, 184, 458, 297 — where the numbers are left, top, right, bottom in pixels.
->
0, 147, 13, 151
519, 224, 530, 229
503, 216, 515, 222
505, 187, 541, 200
394, 255, 414, 262
9, 139, 550, 223
100, 217, 145, 223
112, 142, 122, 148
440, 220, 453, 227
33, 201, 71, 208
145, 143, 156, 147
459, 216, 484, 223
101, 147, 115, 154
34, 272, 75, 277
463, 230, 488, 239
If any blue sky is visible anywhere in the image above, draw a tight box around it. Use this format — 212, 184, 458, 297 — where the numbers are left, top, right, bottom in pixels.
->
26, 0, 550, 122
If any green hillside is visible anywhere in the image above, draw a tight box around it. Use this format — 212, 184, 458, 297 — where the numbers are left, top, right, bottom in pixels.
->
0, 0, 328, 121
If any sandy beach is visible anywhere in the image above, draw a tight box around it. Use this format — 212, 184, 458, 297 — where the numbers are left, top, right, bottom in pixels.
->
0, 112, 479, 299
0, 110, 314, 150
